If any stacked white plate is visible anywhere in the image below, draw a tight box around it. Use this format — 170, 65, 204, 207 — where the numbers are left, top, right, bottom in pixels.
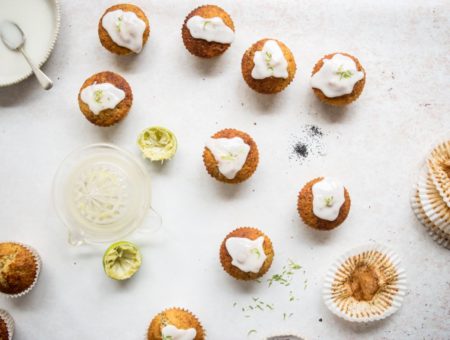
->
411, 140, 450, 249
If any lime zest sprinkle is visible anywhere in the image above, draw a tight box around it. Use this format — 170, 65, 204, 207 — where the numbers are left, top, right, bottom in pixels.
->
265, 51, 274, 72
162, 336, 173, 340
94, 89, 103, 103
324, 196, 334, 207
337, 65, 354, 80
116, 16, 123, 32
248, 329, 257, 336
250, 247, 261, 258
203, 21, 211, 29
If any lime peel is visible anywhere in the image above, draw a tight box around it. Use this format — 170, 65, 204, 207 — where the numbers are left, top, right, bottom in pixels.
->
103, 241, 142, 280
137, 126, 177, 162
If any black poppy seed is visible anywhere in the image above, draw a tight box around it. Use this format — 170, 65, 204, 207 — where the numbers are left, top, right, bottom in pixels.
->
309, 125, 323, 137
293, 142, 308, 158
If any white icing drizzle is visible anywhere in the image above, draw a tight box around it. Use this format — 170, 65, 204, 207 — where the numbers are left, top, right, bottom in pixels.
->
186, 16, 234, 44
225, 236, 267, 273
161, 325, 196, 340
310, 53, 364, 98
251, 40, 288, 79
312, 178, 345, 221
102, 9, 146, 53
80, 83, 125, 115
205, 137, 250, 179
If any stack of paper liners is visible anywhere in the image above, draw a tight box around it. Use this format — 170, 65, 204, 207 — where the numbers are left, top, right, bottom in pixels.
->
411, 140, 450, 249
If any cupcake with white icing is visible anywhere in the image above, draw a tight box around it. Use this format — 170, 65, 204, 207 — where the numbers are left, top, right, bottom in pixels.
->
297, 177, 351, 230
147, 307, 205, 340
98, 4, 150, 55
78, 71, 132, 127
220, 227, 274, 280
203, 128, 259, 184
241, 38, 296, 94
311, 52, 366, 106
182, 5, 235, 58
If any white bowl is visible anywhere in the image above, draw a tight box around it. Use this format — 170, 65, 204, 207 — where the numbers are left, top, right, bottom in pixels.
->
0, 0, 60, 87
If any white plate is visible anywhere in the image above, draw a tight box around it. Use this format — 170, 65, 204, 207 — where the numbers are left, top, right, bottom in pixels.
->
0, 0, 60, 87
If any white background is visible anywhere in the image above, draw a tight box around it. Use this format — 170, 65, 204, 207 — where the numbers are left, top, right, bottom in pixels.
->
0, 0, 449, 339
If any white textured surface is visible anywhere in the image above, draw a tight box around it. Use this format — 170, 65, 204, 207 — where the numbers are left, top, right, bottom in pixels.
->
0, 0, 449, 339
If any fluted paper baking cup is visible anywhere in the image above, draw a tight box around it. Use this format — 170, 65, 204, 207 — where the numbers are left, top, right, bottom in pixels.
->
323, 244, 407, 322
427, 140, 450, 207
0, 309, 14, 340
411, 188, 450, 249
417, 172, 450, 234
0, 242, 42, 298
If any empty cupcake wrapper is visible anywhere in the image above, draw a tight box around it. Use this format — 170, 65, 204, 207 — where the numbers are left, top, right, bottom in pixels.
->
410, 187, 450, 249
417, 171, 450, 234
323, 244, 407, 322
426, 140, 450, 207
0, 309, 14, 340
0, 242, 42, 298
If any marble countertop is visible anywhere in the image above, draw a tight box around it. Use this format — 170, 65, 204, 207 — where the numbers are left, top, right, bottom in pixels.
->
0, 0, 449, 339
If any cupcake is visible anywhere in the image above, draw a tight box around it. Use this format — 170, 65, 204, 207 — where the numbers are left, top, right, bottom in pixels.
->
0, 242, 41, 297
147, 307, 205, 340
0, 310, 14, 340
241, 39, 296, 94
78, 71, 133, 127
310, 52, 366, 106
137, 126, 178, 162
427, 140, 450, 206
98, 4, 150, 55
220, 227, 274, 280
297, 177, 351, 230
203, 128, 259, 184
182, 5, 235, 58
323, 244, 407, 322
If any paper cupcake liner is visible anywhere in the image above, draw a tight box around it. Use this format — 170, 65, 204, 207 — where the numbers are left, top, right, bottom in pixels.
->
146, 307, 206, 339
411, 187, 450, 249
426, 140, 450, 207
0, 309, 14, 340
410, 188, 450, 249
323, 244, 407, 322
0, 242, 42, 298
417, 171, 450, 233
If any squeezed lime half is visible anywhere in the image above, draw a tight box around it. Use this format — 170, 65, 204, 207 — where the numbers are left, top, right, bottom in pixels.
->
103, 241, 142, 280
137, 126, 177, 162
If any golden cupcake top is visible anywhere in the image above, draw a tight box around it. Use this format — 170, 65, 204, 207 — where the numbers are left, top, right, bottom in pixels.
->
0, 242, 39, 295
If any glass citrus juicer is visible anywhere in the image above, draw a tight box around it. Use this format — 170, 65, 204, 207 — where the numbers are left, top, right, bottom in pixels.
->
53, 143, 161, 246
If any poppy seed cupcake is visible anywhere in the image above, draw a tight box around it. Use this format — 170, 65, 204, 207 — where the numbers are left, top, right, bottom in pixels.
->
220, 227, 274, 280
78, 71, 133, 127
0, 242, 41, 297
98, 4, 150, 55
203, 128, 259, 184
311, 52, 366, 106
241, 38, 296, 94
147, 307, 205, 340
182, 5, 235, 58
297, 177, 351, 230
0, 310, 14, 340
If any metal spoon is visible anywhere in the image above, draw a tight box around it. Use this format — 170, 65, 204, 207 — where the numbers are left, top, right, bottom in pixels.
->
0, 21, 53, 90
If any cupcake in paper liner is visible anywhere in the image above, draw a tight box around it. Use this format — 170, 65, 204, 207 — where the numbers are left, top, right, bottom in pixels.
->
0, 242, 42, 298
0, 309, 14, 340
417, 171, 450, 234
147, 307, 205, 340
410, 188, 450, 249
323, 244, 407, 322
427, 140, 450, 207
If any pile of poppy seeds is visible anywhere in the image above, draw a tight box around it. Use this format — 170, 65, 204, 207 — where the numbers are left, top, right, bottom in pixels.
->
290, 125, 325, 162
